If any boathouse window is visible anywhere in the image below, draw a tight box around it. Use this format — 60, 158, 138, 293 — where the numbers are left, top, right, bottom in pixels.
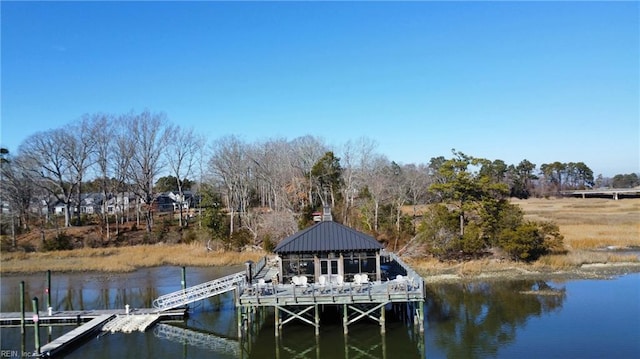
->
343, 251, 377, 280
282, 254, 315, 281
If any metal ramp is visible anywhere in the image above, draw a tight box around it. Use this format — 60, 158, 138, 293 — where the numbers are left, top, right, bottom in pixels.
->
153, 272, 246, 311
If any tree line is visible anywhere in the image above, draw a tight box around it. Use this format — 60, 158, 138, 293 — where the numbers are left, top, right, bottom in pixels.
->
0, 110, 636, 259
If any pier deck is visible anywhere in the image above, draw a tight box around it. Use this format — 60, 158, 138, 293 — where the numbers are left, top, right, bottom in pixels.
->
238, 277, 424, 306
0, 308, 187, 327
40, 314, 114, 358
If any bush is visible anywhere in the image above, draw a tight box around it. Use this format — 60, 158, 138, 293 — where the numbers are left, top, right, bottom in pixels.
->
182, 228, 197, 244
42, 232, 74, 251
498, 222, 546, 261
417, 204, 460, 258
230, 228, 252, 251
262, 234, 275, 252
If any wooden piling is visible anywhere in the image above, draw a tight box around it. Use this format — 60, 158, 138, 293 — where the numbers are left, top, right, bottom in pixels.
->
46, 270, 52, 310
32, 297, 40, 355
20, 281, 25, 334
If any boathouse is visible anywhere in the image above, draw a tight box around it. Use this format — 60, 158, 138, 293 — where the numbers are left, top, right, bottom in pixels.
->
231, 210, 426, 337
273, 215, 385, 286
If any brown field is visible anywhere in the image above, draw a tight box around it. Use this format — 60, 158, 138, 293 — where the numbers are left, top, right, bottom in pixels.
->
512, 197, 639, 250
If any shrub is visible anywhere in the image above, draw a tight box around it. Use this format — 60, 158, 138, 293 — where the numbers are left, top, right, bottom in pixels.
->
42, 232, 74, 251
262, 234, 275, 252
182, 228, 197, 244
230, 228, 252, 251
498, 222, 547, 261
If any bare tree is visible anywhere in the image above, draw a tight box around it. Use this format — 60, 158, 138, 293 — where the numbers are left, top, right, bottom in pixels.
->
126, 110, 170, 232
208, 135, 253, 237
361, 154, 392, 233
111, 115, 136, 230
289, 135, 327, 209
0, 151, 35, 247
19, 130, 76, 227
164, 125, 204, 227
339, 137, 377, 226
92, 113, 115, 241
65, 116, 98, 226
403, 163, 432, 224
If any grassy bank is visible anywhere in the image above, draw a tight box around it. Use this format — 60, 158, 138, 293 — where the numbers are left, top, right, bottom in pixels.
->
1, 197, 638, 276
0, 244, 264, 273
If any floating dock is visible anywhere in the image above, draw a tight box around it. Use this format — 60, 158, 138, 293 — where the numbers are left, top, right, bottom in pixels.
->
0, 308, 186, 327
40, 314, 115, 358
1, 308, 187, 358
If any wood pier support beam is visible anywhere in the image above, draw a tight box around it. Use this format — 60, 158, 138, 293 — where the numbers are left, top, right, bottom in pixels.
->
380, 305, 386, 334
274, 306, 280, 337
343, 304, 348, 335
314, 304, 320, 336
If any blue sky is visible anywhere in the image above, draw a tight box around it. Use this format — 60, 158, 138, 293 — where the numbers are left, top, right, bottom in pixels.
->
1, 1, 638, 177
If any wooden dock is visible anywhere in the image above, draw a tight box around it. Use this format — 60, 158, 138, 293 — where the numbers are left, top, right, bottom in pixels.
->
0, 308, 187, 327
40, 314, 115, 358
1, 308, 187, 358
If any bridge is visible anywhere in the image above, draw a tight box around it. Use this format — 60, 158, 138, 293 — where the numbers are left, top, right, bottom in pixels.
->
561, 188, 640, 200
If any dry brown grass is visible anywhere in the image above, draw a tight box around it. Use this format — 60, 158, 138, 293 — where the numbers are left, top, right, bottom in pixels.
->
0, 244, 264, 274
512, 198, 640, 250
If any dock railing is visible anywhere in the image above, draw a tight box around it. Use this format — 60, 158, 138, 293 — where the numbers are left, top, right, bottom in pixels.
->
385, 252, 425, 300
153, 271, 246, 311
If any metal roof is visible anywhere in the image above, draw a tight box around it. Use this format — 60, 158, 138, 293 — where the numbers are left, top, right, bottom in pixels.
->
274, 221, 383, 254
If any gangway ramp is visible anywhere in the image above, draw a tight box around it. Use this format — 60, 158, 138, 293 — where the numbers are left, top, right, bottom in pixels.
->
153, 271, 246, 311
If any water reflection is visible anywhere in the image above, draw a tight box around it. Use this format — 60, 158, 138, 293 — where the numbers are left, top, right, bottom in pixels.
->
425, 280, 566, 358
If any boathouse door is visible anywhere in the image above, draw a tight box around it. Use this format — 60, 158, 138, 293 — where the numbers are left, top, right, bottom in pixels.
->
320, 258, 340, 281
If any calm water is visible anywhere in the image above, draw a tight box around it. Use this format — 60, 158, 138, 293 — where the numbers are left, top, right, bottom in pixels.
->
1, 268, 638, 358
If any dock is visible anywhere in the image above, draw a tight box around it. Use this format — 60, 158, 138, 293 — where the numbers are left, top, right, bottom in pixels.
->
0, 308, 187, 327
1, 308, 187, 357
40, 314, 114, 358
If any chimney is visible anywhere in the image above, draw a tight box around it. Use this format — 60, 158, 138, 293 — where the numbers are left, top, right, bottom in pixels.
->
322, 206, 333, 221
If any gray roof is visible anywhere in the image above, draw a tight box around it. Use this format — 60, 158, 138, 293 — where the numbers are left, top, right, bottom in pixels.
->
274, 221, 383, 254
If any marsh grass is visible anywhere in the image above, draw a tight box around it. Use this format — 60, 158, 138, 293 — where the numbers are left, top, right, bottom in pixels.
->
513, 198, 639, 250
0, 244, 264, 273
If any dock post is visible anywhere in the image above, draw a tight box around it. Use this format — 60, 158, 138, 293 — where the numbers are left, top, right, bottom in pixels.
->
274, 306, 280, 337
46, 270, 51, 310
380, 305, 386, 334
343, 304, 348, 334
314, 304, 319, 336
418, 300, 424, 333
32, 297, 40, 355
181, 266, 186, 291
20, 281, 25, 334
237, 306, 243, 339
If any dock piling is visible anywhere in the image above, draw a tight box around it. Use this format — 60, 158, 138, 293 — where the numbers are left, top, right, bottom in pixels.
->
20, 281, 25, 334
32, 297, 40, 355
46, 270, 52, 310
181, 267, 186, 291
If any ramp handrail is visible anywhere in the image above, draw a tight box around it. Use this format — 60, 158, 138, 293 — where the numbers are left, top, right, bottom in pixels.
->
153, 271, 246, 311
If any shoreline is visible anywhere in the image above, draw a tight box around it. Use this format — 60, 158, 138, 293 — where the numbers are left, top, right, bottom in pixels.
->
2, 245, 639, 283
418, 262, 640, 283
